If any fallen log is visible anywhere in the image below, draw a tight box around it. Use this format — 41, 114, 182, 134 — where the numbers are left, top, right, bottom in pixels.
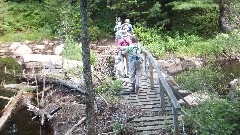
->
0, 91, 23, 130
0, 96, 11, 100
21, 75, 86, 94
65, 117, 86, 135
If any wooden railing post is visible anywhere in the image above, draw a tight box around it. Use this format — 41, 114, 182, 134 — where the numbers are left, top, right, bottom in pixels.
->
143, 54, 148, 77
149, 60, 154, 89
173, 106, 180, 135
158, 78, 165, 111
145, 49, 181, 134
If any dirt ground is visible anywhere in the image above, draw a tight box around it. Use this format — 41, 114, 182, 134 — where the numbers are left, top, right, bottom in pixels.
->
32, 81, 143, 135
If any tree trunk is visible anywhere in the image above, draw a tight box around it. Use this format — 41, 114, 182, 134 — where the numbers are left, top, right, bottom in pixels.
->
80, 0, 96, 135
219, 0, 231, 33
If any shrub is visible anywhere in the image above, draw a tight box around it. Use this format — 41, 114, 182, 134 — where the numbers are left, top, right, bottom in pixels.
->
0, 57, 21, 75
174, 64, 225, 94
62, 38, 96, 65
97, 77, 123, 103
183, 99, 240, 135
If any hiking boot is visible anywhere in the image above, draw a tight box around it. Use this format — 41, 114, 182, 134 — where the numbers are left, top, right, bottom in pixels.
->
135, 85, 140, 94
130, 83, 135, 93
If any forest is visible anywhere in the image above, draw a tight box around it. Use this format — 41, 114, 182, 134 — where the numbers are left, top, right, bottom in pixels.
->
0, 0, 240, 135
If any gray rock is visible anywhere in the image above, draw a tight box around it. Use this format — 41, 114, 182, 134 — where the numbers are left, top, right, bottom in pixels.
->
13, 44, 32, 56
54, 44, 64, 55
35, 45, 46, 50
9, 42, 21, 50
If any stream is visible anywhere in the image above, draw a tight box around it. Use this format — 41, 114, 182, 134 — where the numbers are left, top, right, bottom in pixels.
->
0, 58, 54, 135
0, 106, 53, 135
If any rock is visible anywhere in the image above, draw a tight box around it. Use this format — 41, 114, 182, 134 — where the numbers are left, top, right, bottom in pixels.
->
43, 40, 49, 45
54, 44, 64, 55
178, 91, 210, 105
9, 42, 21, 50
13, 44, 32, 56
49, 42, 55, 46
24, 62, 42, 69
22, 54, 63, 69
228, 79, 239, 89
157, 60, 169, 68
45, 50, 53, 55
22, 54, 43, 62
35, 45, 46, 50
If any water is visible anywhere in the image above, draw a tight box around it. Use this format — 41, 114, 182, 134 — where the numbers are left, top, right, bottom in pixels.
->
0, 88, 15, 112
219, 60, 240, 83
0, 58, 53, 135
0, 106, 53, 135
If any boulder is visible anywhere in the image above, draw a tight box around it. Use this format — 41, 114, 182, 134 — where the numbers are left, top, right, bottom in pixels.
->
178, 91, 210, 105
54, 44, 64, 55
13, 44, 32, 56
9, 42, 21, 50
35, 45, 46, 50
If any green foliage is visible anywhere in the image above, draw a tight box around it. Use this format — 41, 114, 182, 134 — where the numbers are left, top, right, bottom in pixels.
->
67, 67, 83, 77
174, 64, 225, 94
169, 5, 220, 36
135, 25, 240, 60
111, 0, 168, 27
92, 2, 116, 36
0, 0, 54, 41
3, 1, 50, 32
168, 0, 218, 11
0, 57, 21, 85
97, 77, 123, 103
0, 88, 16, 98
113, 122, 122, 132
0, 29, 53, 42
134, 24, 165, 58
62, 38, 96, 65
0, 57, 21, 75
184, 99, 240, 135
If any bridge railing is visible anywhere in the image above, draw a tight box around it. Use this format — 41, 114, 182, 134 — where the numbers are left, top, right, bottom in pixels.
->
143, 50, 181, 135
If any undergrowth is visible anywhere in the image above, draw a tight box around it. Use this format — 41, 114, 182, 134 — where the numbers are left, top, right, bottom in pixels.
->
97, 77, 123, 104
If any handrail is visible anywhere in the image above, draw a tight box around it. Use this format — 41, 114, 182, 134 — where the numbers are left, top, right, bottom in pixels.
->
143, 49, 181, 135
145, 50, 181, 109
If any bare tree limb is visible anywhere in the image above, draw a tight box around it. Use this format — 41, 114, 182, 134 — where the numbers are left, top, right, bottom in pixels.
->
65, 117, 86, 135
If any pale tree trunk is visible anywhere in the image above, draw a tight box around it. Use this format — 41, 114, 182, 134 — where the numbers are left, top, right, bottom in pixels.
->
219, 0, 240, 33
219, 0, 231, 33
80, 0, 96, 134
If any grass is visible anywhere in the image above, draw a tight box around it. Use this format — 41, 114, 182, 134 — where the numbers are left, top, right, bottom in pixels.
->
0, 29, 54, 42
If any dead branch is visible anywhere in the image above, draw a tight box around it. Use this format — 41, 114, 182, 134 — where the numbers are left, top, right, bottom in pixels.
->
0, 92, 23, 130
98, 93, 109, 106
26, 101, 61, 125
0, 96, 11, 100
23, 75, 86, 94
65, 117, 86, 135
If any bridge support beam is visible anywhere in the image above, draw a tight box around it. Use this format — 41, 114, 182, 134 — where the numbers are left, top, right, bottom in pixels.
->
158, 78, 165, 111
149, 60, 154, 89
173, 106, 180, 135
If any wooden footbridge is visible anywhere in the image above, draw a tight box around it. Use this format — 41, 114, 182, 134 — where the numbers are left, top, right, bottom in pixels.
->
115, 47, 183, 135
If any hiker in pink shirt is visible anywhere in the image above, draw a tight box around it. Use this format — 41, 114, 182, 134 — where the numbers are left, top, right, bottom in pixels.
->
116, 30, 131, 77
117, 30, 132, 46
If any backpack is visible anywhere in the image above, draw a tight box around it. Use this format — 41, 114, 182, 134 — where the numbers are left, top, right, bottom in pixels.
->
120, 38, 130, 46
129, 43, 142, 62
